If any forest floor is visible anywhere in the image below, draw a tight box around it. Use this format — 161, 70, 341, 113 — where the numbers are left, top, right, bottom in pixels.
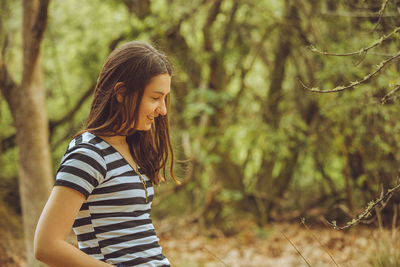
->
157, 218, 400, 267
1, 216, 400, 267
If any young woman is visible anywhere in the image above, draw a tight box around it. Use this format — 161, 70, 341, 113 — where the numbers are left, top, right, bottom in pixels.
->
34, 41, 178, 267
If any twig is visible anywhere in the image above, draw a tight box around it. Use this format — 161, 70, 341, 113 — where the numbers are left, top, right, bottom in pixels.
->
390, 95, 400, 102
320, 10, 399, 18
202, 247, 229, 267
355, 85, 400, 106
308, 26, 400, 56
328, 177, 400, 230
301, 218, 339, 267
371, 0, 391, 31
392, 204, 398, 240
353, 50, 367, 66
299, 51, 400, 93
280, 230, 312, 267
368, 52, 400, 57
381, 85, 400, 104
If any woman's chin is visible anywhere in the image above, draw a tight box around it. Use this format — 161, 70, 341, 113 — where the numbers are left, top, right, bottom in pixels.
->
135, 124, 152, 131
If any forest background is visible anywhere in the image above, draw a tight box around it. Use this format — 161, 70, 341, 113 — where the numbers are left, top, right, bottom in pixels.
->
0, 0, 400, 266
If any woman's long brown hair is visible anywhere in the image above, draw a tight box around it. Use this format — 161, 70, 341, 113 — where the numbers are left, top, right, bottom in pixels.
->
79, 41, 178, 185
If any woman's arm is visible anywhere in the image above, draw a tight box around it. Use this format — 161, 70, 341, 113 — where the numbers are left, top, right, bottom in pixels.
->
34, 186, 113, 267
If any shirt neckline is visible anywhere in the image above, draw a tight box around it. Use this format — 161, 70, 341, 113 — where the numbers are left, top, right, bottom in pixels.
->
86, 132, 145, 176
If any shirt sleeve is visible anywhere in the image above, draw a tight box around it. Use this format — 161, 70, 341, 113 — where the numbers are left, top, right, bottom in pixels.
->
54, 144, 107, 199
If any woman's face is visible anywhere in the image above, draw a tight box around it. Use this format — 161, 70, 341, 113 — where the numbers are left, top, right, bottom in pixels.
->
135, 73, 171, 131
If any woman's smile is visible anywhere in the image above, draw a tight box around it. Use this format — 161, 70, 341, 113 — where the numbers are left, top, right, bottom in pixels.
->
136, 73, 170, 130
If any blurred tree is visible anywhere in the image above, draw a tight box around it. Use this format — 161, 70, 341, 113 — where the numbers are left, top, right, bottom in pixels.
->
0, 0, 399, 242
0, 0, 52, 266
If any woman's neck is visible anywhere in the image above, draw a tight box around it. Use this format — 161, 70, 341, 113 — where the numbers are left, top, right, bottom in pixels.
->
99, 134, 127, 147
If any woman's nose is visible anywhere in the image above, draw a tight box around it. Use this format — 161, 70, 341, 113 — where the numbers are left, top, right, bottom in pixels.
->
157, 100, 167, 116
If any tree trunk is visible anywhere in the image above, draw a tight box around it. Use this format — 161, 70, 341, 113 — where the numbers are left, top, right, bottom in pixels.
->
0, 1, 52, 266
20, 1, 53, 265
254, 0, 298, 223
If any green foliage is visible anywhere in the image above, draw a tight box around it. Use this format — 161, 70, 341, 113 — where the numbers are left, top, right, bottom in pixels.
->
43, 0, 132, 169
1, 0, 400, 226
184, 88, 232, 120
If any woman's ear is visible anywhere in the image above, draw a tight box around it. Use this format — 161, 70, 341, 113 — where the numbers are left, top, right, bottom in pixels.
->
114, 82, 127, 103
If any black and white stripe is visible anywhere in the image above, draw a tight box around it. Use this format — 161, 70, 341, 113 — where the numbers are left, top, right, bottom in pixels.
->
54, 132, 170, 266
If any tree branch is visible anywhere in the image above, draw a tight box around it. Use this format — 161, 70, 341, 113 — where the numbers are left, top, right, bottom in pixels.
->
32, 0, 50, 43
49, 83, 95, 132
122, 0, 150, 19
321, 10, 399, 18
300, 51, 400, 93
309, 26, 400, 56
221, 0, 239, 51
328, 177, 400, 230
165, 0, 208, 37
229, 23, 278, 121
2, 82, 94, 153
381, 84, 400, 104
0, 59, 19, 114
203, 0, 223, 52
280, 230, 312, 267
23, 0, 50, 78
371, 0, 390, 31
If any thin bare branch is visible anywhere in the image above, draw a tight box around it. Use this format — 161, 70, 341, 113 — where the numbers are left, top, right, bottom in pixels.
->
202, 247, 229, 267
300, 51, 400, 93
229, 22, 279, 116
49, 83, 94, 132
321, 10, 399, 18
203, 0, 223, 52
301, 218, 339, 267
328, 177, 400, 230
280, 230, 312, 267
372, 0, 390, 31
381, 85, 400, 104
221, 0, 239, 51
309, 26, 400, 56
369, 52, 400, 57
353, 50, 368, 66
165, 0, 208, 37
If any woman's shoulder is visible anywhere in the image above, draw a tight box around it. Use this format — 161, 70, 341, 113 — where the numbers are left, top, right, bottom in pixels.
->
60, 132, 109, 167
56, 132, 108, 197
66, 132, 108, 153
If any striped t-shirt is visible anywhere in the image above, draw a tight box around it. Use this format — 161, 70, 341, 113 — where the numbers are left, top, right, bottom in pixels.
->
54, 131, 170, 267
